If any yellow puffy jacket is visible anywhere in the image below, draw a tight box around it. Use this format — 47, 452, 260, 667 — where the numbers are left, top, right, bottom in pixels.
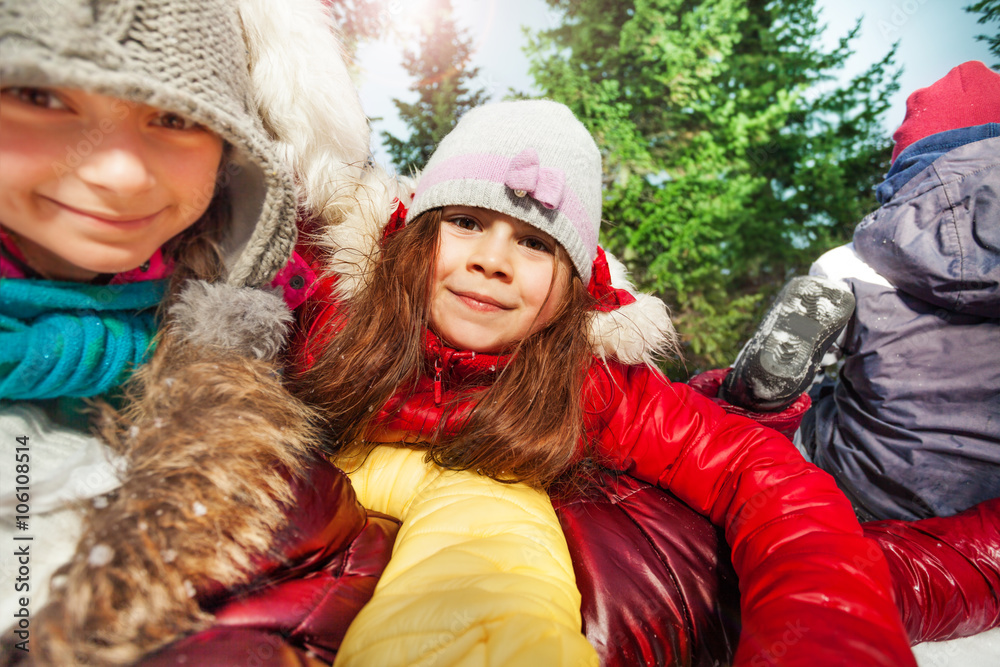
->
333, 446, 598, 667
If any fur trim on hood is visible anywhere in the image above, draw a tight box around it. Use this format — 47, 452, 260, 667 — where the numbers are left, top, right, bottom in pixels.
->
239, 0, 372, 225
588, 251, 679, 366
167, 0, 394, 354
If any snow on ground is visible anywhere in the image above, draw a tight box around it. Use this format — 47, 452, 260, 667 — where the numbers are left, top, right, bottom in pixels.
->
912, 627, 1000, 666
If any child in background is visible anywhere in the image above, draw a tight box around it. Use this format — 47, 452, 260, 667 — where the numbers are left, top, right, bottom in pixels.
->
295, 99, 917, 667
710, 60, 1000, 522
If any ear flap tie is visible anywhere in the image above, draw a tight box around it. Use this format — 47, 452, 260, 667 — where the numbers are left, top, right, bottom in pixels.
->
587, 247, 636, 312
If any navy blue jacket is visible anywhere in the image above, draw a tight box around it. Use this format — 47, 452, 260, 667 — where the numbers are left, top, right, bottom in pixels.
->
810, 125, 1000, 521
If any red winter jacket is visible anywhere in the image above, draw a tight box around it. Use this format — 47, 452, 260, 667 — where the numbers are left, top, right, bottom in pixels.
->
298, 289, 915, 667
555, 469, 1000, 667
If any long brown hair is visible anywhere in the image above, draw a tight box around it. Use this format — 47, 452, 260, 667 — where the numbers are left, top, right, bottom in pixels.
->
296, 209, 596, 489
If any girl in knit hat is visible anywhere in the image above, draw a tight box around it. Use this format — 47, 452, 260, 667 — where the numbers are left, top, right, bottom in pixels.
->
0, 0, 399, 664
294, 99, 918, 667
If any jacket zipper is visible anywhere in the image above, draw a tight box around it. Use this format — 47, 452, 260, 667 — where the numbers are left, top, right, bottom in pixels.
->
433, 348, 476, 404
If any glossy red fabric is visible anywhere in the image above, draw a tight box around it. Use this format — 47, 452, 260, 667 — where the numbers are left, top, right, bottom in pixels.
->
866, 497, 1000, 643
557, 475, 1000, 666
148, 469, 1000, 666
139, 628, 329, 667
580, 362, 913, 666
687, 367, 811, 440
552, 471, 741, 666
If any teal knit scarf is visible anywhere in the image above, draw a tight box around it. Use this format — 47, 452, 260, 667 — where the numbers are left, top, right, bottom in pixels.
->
0, 279, 166, 399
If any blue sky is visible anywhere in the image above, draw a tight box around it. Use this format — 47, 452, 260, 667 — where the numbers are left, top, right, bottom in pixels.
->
355, 0, 994, 165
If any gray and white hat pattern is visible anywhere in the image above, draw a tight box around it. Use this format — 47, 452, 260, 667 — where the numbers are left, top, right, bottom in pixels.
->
408, 100, 603, 283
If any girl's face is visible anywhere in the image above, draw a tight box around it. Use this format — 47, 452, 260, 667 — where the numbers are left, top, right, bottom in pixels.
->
0, 87, 224, 282
429, 205, 573, 353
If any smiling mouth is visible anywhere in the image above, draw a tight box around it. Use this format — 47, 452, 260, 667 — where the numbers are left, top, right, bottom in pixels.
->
44, 197, 164, 225
453, 290, 511, 312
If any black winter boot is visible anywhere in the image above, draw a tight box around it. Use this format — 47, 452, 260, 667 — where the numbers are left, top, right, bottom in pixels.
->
720, 276, 855, 412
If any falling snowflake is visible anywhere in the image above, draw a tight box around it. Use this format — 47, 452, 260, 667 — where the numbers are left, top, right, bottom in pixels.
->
88, 544, 114, 567
192, 501, 207, 517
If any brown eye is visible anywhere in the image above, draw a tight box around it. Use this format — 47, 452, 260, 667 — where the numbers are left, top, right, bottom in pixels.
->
449, 216, 480, 231
521, 237, 553, 253
154, 112, 196, 130
6, 87, 67, 110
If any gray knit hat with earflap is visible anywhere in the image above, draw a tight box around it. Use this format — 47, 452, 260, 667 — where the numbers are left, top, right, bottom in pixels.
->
408, 100, 603, 283
0, 0, 298, 288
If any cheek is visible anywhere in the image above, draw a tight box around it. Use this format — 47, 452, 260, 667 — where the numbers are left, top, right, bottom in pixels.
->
163, 137, 224, 218
528, 258, 563, 302
531, 264, 572, 328
428, 250, 449, 319
0, 123, 67, 188
432, 234, 467, 288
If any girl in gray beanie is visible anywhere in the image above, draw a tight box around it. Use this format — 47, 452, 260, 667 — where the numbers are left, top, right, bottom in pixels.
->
296, 99, 916, 666
0, 0, 390, 664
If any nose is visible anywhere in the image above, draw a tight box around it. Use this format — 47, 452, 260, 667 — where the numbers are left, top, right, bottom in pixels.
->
468, 229, 514, 280
74, 120, 156, 197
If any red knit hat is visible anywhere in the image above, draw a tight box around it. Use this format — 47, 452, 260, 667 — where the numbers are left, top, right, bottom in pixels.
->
891, 61, 1000, 162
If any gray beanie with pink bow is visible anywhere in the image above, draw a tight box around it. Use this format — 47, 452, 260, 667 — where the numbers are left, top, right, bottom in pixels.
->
408, 100, 603, 282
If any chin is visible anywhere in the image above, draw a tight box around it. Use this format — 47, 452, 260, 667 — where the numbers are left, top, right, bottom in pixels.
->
74, 250, 151, 275
441, 335, 493, 354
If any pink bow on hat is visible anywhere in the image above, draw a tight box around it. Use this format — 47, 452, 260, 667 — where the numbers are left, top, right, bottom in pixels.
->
505, 148, 566, 209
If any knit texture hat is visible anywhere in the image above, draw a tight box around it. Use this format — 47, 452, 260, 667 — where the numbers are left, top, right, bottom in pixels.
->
0, 0, 298, 288
408, 100, 603, 283
891, 60, 1000, 163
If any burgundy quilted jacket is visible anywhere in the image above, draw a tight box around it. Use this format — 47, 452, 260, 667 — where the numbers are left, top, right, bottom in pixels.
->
139, 461, 1000, 666
139, 457, 399, 666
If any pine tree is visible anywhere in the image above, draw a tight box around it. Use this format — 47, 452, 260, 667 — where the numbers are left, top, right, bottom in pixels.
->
381, 0, 489, 175
966, 0, 1000, 65
328, 0, 392, 56
524, 0, 900, 375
